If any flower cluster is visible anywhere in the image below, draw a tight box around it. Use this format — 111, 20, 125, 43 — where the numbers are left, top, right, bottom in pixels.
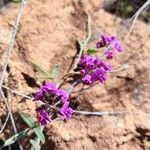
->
34, 82, 69, 103
34, 82, 73, 125
75, 55, 112, 85
33, 34, 123, 125
96, 35, 123, 59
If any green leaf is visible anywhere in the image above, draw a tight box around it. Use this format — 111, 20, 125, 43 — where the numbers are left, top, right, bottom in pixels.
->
30, 139, 40, 150
33, 127, 45, 144
20, 112, 36, 128
86, 48, 97, 55
52, 64, 59, 80
4, 128, 29, 147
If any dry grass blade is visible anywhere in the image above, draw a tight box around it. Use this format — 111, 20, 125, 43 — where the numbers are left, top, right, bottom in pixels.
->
0, 0, 25, 90
0, 112, 10, 133
127, 0, 150, 37
0, 0, 25, 150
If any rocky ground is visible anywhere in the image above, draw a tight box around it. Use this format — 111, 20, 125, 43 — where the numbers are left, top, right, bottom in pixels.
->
0, 0, 150, 150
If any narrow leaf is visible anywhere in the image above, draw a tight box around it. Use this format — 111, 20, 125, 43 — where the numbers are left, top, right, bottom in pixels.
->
20, 112, 36, 128
52, 64, 59, 80
4, 129, 29, 147
30, 139, 40, 150
33, 127, 45, 144
86, 48, 97, 55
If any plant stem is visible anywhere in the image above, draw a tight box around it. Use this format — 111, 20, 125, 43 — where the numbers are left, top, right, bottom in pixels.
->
73, 110, 129, 116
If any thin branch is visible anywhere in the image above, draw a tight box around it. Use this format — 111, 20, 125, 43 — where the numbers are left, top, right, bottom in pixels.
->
0, 1, 25, 150
66, 78, 81, 94
2, 85, 150, 117
56, 72, 79, 88
77, 13, 92, 63
2, 85, 32, 99
127, 0, 150, 37
0, 89, 23, 150
8, 95, 23, 150
73, 13, 91, 69
73, 110, 129, 116
0, 112, 10, 133
110, 64, 129, 74
0, 0, 25, 90
99, 0, 150, 58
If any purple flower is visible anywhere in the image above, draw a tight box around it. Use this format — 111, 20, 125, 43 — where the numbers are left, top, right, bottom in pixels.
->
80, 69, 86, 76
82, 74, 92, 85
55, 89, 69, 103
96, 34, 123, 59
111, 40, 123, 52
34, 90, 43, 100
37, 108, 51, 125
96, 41, 105, 49
34, 82, 72, 123
104, 49, 114, 59
34, 82, 57, 101
96, 35, 115, 48
42, 82, 57, 93
96, 59, 112, 71
76, 55, 112, 85
91, 68, 107, 83
34, 82, 69, 103
101, 35, 115, 45
59, 102, 73, 119
104, 39, 123, 59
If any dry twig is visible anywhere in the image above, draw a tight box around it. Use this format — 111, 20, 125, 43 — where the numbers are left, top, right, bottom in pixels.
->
0, 1, 25, 149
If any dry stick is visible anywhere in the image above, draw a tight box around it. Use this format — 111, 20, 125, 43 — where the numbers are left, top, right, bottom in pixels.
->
126, 0, 150, 38
0, 89, 23, 150
0, 112, 10, 133
0, 0, 25, 89
56, 72, 79, 88
2, 85, 32, 100
0, 1, 25, 150
1, 85, 42, 149
101, 0, 150, 58
2, 85, 150, 116
73, 110, 129, 116
7, 95, 17, 134
1, 85, 130, 116
72, 12, 92, 71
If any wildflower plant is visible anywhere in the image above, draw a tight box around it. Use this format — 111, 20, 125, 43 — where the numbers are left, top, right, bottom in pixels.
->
1, 33, 123, 150
0, 2, 124, 147
0, 1, 149, 149
32, 34, 123, 126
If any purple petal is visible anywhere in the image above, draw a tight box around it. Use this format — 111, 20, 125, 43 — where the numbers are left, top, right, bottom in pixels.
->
37, 109, 51, 125
56, 90, 69, 102
59, 102, 73, 119
34, 91, 43, 101
82, 74, 92, 85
